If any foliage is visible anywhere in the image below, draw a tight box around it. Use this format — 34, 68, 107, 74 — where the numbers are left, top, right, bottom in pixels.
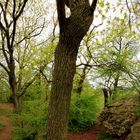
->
0, 120, 3, 130
69, 88, 103, 132
110, 88, 137, 103
0, 77, 11, 102
99, 132, 114, 140
11, 100, 48, 140
23, 80, 46, 101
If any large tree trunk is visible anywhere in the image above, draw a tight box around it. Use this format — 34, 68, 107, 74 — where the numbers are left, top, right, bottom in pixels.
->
47, 1, 97, 140
47, 41, 79, 140
9, 77, 19, 110
8, 53, 19, 110
47, 27, 92, 140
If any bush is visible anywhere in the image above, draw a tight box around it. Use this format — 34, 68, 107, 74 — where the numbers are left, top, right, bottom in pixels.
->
11, 100, 48, 140
111, 88, 136, 103
69, 90, 101, 132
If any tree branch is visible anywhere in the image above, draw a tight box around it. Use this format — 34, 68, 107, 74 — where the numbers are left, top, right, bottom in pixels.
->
0, 22, 6, 33
56, 0, 66, 33
1, 32, 10, 65
0, 2, 9, 28
0, 62, 9, 74
14, 0, 28, 20
18, 76, 36, 98
91, 0, 98, 14
126, 0, 132, 29
15, 19, 46, 45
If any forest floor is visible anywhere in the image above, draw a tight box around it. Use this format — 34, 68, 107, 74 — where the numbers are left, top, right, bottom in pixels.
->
0, 103, 13, 140
68, 123, 104, 140
0, 102, 104, 140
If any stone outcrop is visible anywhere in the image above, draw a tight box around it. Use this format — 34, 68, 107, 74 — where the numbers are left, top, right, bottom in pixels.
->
126, 119, 140, 140
99, 97, 138, 137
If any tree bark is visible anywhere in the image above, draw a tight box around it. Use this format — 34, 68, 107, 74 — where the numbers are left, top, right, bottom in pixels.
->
102, 88, 108, 107
47, 0, 97, 139
114, 73, 120, 93
47, 41, 79, 140
76, 66, 87, 94
8, 54, 19, 110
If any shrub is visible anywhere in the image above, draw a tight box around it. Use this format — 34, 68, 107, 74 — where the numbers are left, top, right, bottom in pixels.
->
69, 90, 101, 132
11, 100, 48, 140
111, 88, 136, 103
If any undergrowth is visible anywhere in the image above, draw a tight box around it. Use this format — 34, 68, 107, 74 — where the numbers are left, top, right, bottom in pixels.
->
11, 87, 104, 138
11, 100, 47, 140
109, 88, 137, 104
69, 88, 103, 132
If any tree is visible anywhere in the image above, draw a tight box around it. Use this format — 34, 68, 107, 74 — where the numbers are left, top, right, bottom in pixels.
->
0, 0, 47, 110
93, 16, 139, 97
0, 0, 29, 110
47, 0, 98, 140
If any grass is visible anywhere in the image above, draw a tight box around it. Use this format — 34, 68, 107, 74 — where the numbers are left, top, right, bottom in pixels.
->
0, 120, 3, 130
0, 108, 11, 116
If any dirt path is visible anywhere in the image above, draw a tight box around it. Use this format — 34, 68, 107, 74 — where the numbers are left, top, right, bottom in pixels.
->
0, 103, 13, 140
68, 124, 104, 140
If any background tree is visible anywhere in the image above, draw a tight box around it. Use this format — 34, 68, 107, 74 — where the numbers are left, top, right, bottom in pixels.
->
0, 0, 29, 110
0, 0, 49, 110
91, 16, 139, 100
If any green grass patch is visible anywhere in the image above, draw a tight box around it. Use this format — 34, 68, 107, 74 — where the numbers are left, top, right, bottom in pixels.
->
0, 120, 4, 129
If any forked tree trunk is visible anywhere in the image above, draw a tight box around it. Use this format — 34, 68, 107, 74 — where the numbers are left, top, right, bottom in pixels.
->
47, 1, 97, 140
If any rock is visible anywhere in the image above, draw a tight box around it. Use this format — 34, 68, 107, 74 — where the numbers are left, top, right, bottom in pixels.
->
126, 119, 140, 140
99, 98, 138, 137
